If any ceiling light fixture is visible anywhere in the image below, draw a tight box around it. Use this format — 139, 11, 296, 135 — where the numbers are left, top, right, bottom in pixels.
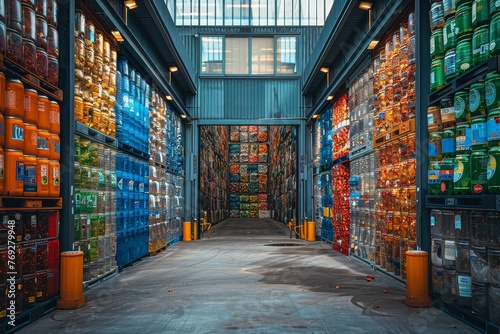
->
124, 0, 137, 9
368, 40, 379, 49
312, 114, 319, 119
359, 2, 372, 10
320, 67, 329, 73
111, 30, 124, 42
327, 95, 334, 101
166, 95, 173, 101
169, 65, 179, 73
181, 114, 187, 119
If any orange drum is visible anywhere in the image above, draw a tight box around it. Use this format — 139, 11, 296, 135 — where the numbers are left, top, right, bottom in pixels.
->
48, 101, 59, 134
24, 123, 38, 156
0, 113, 4, 146
5, 79, 24, 118
37, 95, 50, 131
48, 160, 59, 197
37, 129, 50, 158
36, 157, 49, 197
4, 116, 25, 151
0, 72, 6, 112
0, 146, 4, 195
23, 155, 37, 196
48, 133, 59, 161
4, 149, 24, 196
24, 88, 39, 125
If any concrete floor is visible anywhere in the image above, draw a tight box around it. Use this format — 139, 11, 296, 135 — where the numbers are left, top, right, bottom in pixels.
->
19, 218, 481, 334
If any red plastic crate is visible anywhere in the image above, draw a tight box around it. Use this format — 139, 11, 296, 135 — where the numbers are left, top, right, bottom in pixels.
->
48, 211, 60, 238
47, 239, 60, 268
47, 268, 59, 297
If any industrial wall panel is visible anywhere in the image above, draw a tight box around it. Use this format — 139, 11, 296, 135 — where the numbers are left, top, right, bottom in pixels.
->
198, 79, 301, 120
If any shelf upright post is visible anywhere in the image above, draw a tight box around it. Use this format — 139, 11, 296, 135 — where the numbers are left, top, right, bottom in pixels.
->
59, 0, 76, 252
415, 0, 431, 253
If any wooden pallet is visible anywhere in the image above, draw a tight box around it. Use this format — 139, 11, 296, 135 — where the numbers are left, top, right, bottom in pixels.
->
373, 119, 415, 148
0, 197, 62, 210
149, 246, 167, 256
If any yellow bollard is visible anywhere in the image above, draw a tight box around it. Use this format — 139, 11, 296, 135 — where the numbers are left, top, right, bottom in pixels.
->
405, 250, 431, 307
302, 218, 307, 240
307, 221, 316, 241
57, 251, 85, 309
183, 221, 192, 241
192, 220, 198, 240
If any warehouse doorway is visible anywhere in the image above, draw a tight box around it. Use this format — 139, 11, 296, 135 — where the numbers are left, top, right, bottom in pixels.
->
197, 125, 299, 231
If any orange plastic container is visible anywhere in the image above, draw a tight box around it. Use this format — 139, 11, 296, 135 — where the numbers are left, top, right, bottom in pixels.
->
0, 112, 4, 146
4, 116, 24, 150
48, 160, 60, 197
5, 79, 24, 118
4, 149, 24, 196
37, 129, 50, 158
37, 95, 50, 131
36, 157, 49, 196
49, 101, 59, 134
0, 72, 5, 112
24, 88, 38, 125
24, 123, 38, 155
57, 251, 85, 309
0, 147, 4, 195
48, 133, 60, 161
23, 155, 37, 196
405, 250, 432, 307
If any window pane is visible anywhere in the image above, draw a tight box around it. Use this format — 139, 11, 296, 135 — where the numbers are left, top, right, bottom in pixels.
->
251, 38, 274, 74
226, 37, 249, 74
251, 0, 275, 26
277, 0, 298, 26
201, 36, 223, 74
277, 36, 297, 74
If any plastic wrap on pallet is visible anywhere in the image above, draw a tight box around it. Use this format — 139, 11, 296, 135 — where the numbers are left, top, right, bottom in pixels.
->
259, 210, 271, 218
249, 182, 259, 193
248, 165, 258, 174
230, 182, 240, 193
249, 132, 258, 142
249, 154, 258, 163
250, 174, 259, 182
240, 154, 249, 162
249, 195, 258, 203
258, 164, 268, 173
259, 194, 267, 202
229, 154, 240, 163
230, 210, 240, 218
240, 165, 248, 174
240, 144, 249, 154
249, 126, 258, 132
230, 164, 240, 174
240, 203, 250, 210
240, 195, 249, 203
230, 194, 239, 202
241, 183, 250, 193
230, 202, 240, 210
240, 174, 249, 183
240, 132, 249, 142
230, 174, 240, 182
229, 144, 240, 154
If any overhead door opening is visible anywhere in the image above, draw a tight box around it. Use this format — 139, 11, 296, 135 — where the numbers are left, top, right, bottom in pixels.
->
198, 125, 298, 229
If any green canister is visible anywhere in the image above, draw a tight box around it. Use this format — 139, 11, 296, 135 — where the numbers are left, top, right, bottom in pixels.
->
431, 28, 445, 59
441, 97, 456, 128
487, 146, 500, 192
444, 17, 457, 50
469, 82, 486, 117
492, 0, 500, 16
485, 71, 500, 111
456, 3, 473, 38
456, 35, 473, 76
471, 149, 489, 193
471, 116, 488, 149
429, 132, 443, 161
455, 90, 471, 123
472, 25, 490, 66
487, 108, 500, 146
431, 57, 446, 92
490, 12, 500, 56
454, 154, 472, 194
456, 122, 473, 153
440, 158, 455, 194
444, 49, 456, 81
443, 0, 456, 18
428, 161, 442, 195
472, 0, 490, 28
442, 127, 457, 158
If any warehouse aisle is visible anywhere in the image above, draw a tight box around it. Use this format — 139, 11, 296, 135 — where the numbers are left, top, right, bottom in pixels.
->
19, 219, 479, 334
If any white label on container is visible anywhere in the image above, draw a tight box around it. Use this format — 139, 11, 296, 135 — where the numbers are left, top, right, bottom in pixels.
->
457, 275, 472, 297
428, 114, 435, 126
5, 91, 16, 108
455, 215, 462, 230
444, 240, 456, 260
430, 216, 435, 226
